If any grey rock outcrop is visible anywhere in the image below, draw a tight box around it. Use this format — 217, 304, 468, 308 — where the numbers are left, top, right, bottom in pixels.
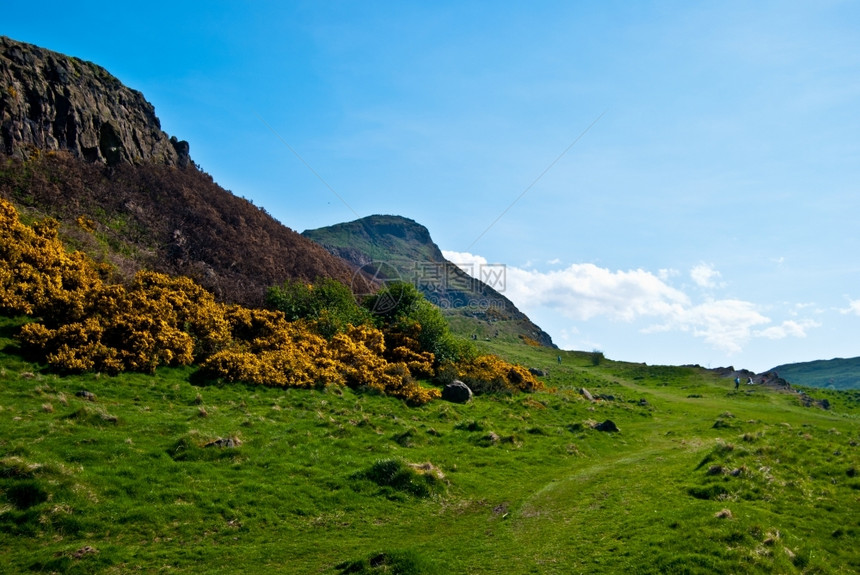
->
442, 380, 473, 403
1, 36, 189, 167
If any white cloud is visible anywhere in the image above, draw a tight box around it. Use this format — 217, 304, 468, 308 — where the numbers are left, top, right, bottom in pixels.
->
642, 299, 771, 353
442, 250, 816, 354
504, 263, 689, 322
690, 263, 724, 288
658, 268, 679, 281
840, 299, 860, 316
547, 257, 561, 265
755, 319, 821, 340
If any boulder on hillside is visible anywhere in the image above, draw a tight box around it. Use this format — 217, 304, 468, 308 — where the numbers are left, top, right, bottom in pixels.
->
529, 367, 548, 377
442, 380, 473, 403
580, 387, 595, 401
205, 437, 242, 448
595, 419, 619, 432
75, 390, 96, 401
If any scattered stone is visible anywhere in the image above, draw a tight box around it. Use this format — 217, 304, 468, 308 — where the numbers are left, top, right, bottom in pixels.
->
707, 465, 725, 476
637, 398, 650, 407
579, 387, 595, 401
75, 390, 96, 401
763, 533, 779, 546
73, 546, 98, 559
598, 394, 615, 401
205, 437, 241, 449
485, 432, 500, 443
442, 380, 473, 403
528, 368, 547, 377
714, 508, 733, 519
595, 419, 619, 432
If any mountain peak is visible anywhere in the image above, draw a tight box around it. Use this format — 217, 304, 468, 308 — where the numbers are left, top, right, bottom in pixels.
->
0, 36, 190, 167
304, 215, 556, 348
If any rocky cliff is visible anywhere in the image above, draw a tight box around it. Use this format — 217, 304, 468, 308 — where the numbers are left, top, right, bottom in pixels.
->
0, 37, 374, 307
0, 36, 189, 167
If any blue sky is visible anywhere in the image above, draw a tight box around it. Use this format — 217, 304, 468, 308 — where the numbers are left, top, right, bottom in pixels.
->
6, 1, 860, 372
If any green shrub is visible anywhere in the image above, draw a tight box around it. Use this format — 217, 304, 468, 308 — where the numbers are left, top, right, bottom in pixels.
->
266, 277, 370, 338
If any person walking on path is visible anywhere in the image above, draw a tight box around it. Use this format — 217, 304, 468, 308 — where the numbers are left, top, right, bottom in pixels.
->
734, 376, 740, 390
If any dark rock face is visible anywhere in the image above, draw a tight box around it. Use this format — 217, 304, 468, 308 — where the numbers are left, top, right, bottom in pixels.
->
529, 368, 547, 377
442, 380, 473, 403
0, 36, 189, 167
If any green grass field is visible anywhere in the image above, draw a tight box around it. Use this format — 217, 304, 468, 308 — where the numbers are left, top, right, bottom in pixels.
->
1, 318, 858, 574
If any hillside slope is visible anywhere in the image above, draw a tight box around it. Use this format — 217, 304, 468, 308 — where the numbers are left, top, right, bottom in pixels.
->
0, 36, 371, 306
1, 320, 857, 573
771, 356, 860, 390
303, 215, 556, 347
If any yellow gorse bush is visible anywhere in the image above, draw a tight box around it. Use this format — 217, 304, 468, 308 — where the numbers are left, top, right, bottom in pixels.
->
0, 198, 532, 405
448, 354, 542, 394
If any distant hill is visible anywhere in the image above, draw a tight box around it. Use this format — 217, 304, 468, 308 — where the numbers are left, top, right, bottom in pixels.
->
0, 36, 372, 307
770, 357, 860, 390
303, 214, 556, 347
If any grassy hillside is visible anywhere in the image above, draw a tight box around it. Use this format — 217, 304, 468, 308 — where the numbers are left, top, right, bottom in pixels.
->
1, 317, 858, 574
772, 356, 860, 390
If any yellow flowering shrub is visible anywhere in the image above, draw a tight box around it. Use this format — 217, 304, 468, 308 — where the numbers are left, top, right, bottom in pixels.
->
447, 354, 542, 395
0, 197, 455, 404
200, 321, 440, 404
377, 323, 435, 378
0, 199, 104, 321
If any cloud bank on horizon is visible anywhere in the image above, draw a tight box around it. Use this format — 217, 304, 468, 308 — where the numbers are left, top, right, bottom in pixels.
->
443, 250, 823, 362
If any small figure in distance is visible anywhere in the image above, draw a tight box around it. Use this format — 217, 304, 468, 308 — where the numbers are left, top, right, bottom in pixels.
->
734, 376, 740, 390
747, 377, 754, 385
557, 355, 562, 364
